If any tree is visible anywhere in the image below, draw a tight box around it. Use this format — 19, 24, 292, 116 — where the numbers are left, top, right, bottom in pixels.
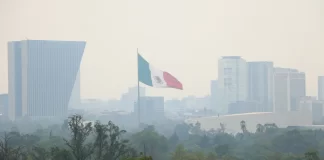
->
169, 132, 179, 148
264, 123, 278, 133
240, 120, 247, 133
304, 150, 320, 160
171, 145, 187, 160
50, 146, 74, 160
215, 144, 229, 157
256, 124, 264, 133
174, 123, 190, 141
64, 114, 94, 160
94, 121, 134, 160
190, 122, 203, 135
220, 123, 226, 133
29, 146, 50, 160
93, 121, 109, 160
131, 126, 168, 160
123, 154, 153, 160
0, 132, 25, 160
206, 152, 217, 160
199, 135, 210, 148
61, 119, 69, 132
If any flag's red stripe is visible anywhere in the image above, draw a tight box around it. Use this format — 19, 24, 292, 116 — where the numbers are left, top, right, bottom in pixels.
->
163, 72, 183, 90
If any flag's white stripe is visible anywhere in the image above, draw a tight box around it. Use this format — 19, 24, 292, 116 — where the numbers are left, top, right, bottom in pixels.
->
149, 65, 168, 88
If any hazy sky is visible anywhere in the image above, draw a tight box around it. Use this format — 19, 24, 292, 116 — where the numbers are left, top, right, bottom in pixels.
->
0, 0, 323, 100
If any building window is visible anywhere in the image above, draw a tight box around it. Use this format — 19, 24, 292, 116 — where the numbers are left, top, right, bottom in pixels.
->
224, 68, 232, 75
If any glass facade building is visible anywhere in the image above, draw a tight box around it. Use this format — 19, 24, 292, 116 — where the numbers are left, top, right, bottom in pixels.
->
8, 40, 85, 120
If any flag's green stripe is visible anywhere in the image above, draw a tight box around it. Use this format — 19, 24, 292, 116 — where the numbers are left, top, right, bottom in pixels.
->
138, 54, 153, 86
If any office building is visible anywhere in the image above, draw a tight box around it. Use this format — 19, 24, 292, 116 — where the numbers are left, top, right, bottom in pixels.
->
181, 95, 210, 110
120, 86, 145, 111
164, 99, 184, 114
273, 68, 306, 113
218, 56, 248, 113
318, 76, 324, 101
248, 62, 274, 112
210, 80, 221, 112
299, 97, 323, 124
134, 96, 164, 124
290, 71, 306, 111
8, 40, 85, 120
68, 71, 81, 108
0, 94, 8, 117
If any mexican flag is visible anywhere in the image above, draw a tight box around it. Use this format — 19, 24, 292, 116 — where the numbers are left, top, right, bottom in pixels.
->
138, 54, 183, 90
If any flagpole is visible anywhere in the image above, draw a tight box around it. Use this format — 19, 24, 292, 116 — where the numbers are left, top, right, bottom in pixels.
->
137, 48, 141, 126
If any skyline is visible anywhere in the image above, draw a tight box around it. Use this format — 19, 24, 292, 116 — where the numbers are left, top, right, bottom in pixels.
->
0, 0, 323, 100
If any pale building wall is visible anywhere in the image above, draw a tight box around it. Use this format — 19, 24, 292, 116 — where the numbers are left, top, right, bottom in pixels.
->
218, 56, 248, 114
186, 110, 312, 134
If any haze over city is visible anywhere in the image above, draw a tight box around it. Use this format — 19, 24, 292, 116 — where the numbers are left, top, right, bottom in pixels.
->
1, 1, 324, 159
0, 0, 323, 100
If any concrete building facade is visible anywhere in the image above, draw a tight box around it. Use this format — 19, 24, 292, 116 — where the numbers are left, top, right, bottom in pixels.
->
186, 110, 312, 134
228, 101, 260, 114
273, 68, 306, 113
134, 96, 164, 124
120, 86, 145, 112
218, 56, 248, 114
299, 97, 324, 124
247, 62, 274, 112
210, 80, 222, 112
8, 40, 85, 121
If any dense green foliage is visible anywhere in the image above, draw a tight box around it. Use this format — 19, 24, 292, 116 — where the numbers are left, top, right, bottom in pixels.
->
0, 115, 323, 160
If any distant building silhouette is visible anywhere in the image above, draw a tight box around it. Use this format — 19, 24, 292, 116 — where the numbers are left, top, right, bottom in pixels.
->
228, 101, 260, 114
134, 96, 164, 125
299, 96, 323, 124
218, 56, 248, 113
318, 76, 324, 101
273, 68, 305, 113
68, 71, 81, 109
8, 40, 85, 120
248, 62, 273, 112
120, 86, 145, 111
210, 80, 221, 113
0, 94, 8, 118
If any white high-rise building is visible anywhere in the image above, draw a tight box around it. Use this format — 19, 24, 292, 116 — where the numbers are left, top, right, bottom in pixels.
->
218, 56, 248, 113
318, 76, 324, 101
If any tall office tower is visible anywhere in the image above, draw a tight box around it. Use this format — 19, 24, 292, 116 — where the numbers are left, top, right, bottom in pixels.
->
248, 62, 274, 112
68, 71, 80, 109
289, 70, 306, 111
8, 40, 85, 121
210, 80, 218, 112
210, 80, 222, 113
273, 68, 306, 113
218, 56, 248, 113
134, 96, 164, 124
318, 76, 324, 101
0, 94, 8, 117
